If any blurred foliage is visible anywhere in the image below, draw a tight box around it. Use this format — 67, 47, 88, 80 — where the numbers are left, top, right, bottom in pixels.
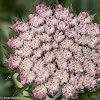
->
0, 0, 100, 100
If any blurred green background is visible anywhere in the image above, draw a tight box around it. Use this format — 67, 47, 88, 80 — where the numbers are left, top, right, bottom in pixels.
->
0, 0, 100, 100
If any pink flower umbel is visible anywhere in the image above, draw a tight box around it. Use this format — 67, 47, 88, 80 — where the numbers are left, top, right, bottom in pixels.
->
20, 70, 35, 85
8, 37, 23, 48
11, 21, 29, 32
54, 69, 69, 85
32, 85, 47, 99
62, 83, 76, 98
35, 67, 50, 83
54, 30, 65, 42
9, 55, 21, 69
7, 2, 100, 100
45, 77, 59, 95
19, 58, 33, 71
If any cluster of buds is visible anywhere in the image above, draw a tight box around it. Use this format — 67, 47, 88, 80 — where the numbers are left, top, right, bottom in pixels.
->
7, 3, 100, 99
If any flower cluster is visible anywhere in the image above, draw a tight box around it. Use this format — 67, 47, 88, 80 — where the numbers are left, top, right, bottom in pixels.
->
7, 3, 100, 99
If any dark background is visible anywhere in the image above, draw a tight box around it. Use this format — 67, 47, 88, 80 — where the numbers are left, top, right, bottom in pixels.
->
0, 0, 100, 100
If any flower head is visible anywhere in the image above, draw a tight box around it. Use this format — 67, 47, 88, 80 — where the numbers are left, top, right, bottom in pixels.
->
7, 3, 100, 99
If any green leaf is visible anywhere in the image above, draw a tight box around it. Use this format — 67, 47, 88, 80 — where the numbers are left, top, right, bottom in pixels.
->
90, 13, 96, 20
25, 90, 33, 94
69, 4, 73, 13
24, 96, 33, 99
13, 73, 23, 88
15, 84, 31, 96
28, 82, 35, 90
